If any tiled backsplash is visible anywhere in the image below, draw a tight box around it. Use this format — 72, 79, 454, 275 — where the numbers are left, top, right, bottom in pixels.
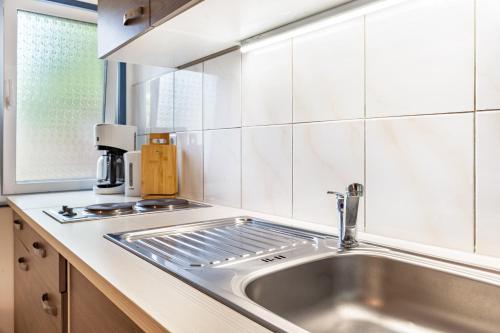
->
130, 0, 500, 258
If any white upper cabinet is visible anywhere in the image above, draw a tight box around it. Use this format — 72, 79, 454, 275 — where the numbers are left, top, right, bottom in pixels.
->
102, 0, 352, 68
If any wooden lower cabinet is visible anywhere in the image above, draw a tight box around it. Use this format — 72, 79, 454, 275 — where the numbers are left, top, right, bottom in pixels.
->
69, 266, 144, 333
13, 216, 144, 333
14, 220, 67, 333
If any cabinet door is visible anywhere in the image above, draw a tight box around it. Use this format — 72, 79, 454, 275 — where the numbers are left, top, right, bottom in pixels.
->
69, 265, 144, 333
98, 0, 150, 57
150, 0, 199, 26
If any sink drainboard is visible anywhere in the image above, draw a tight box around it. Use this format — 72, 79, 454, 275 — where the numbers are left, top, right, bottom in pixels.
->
105, 217, 333, 268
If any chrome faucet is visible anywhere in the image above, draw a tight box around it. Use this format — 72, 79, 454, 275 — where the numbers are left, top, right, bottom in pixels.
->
327, 183, 364, 249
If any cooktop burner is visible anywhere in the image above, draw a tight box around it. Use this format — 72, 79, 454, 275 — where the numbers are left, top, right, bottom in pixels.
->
44, 199, 210, 223
85, 202, 135, 215
136, 198, 189, 209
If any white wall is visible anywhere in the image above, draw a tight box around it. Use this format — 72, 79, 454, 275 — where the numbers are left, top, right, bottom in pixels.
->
0, 207, 13, 333
130, 0, 500, 257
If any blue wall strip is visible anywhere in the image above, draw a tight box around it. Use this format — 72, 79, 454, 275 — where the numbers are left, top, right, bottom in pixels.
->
117, 62, 127, 125
45, 0, 97, 11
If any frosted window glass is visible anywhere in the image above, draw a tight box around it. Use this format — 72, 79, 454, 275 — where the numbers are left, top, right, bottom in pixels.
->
16, 11, 104, 182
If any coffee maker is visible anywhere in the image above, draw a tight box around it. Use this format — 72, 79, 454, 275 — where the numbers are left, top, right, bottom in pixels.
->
93, 124, 136, 194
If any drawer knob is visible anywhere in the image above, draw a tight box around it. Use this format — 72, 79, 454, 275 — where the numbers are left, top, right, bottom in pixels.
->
13, 220, 23, 230
123, 6, 144, 25
41, 293, 57, 316
17, 257, 28, 271
32, 242, 46, 258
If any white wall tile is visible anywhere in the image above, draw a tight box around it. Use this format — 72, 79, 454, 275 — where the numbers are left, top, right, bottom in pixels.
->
293, 120, 364, 226
203, 128, 241, 207
129, 64, 174, 85
149, 78, 161, 132
136, 134, 149, 149
128, 1, 489, 257
366, 0, 474, 117
176, 131, 203, 201
476, 0, 500, 111
242, 125, 292, 216
476, 111, 500, 257
366, 114, 474, 251
132, 82, 150, 135
203, 51, 241, 129
293, 18, 364, 122
242, 41, 292, 126
174, 64, 203, 131
150, 73, 174, 133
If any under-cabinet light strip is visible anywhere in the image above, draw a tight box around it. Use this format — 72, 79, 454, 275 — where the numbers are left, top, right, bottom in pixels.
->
240, 0, 409, 53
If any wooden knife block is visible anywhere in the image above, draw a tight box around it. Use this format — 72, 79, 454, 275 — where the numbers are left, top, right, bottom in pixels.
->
141, 143, 177, 199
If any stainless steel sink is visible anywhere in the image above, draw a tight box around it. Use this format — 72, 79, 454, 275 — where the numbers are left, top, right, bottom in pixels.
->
246, 254, 500, 333
106, 217, 500, 333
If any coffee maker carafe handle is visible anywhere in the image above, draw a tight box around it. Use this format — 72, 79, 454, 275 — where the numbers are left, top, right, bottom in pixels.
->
109, 154, 117, 185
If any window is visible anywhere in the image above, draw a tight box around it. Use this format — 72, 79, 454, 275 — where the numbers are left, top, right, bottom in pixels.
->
3, 0, 105, 194
16, 10, 104, 182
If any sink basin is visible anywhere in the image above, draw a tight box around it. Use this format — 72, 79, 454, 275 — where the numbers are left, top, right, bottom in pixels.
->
106, 217, 500, 333
245, 254, 500, 333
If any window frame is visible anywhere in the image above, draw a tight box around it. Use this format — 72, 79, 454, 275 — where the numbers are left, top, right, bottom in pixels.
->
3, 0, 104, 194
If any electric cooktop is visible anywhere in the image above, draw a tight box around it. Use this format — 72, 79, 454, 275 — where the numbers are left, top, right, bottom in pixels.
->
43, 198, 210, 223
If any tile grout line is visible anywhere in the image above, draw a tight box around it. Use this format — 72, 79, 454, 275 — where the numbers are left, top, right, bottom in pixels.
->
172, 71, 177, 195
139, 109, 498, 135
139, 107, 493, 137
473, 0, 477, 253
363, 14, 367, 232
173, 71, 177, 134
291, 38, 294, 219
233, 110, 480, 130
201, 63, 206, 202
240, 51, 243, 209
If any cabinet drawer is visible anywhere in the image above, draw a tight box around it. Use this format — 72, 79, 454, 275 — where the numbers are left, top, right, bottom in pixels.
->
15, 239, 66, 333
14, 217, 66, 293
98, 0, 150, 57
13, 215, 35, 249
14, 239, 32, 333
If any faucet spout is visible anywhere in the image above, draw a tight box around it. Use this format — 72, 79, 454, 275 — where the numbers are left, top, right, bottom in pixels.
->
327, 183, 364, 249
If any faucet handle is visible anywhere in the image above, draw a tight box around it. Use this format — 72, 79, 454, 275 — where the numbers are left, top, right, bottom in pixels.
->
327, 183, 364, 198
326, 190, 344, 198
327, 190, 345, 212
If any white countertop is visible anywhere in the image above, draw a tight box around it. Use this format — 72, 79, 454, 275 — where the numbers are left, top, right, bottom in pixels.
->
7, 191, 500, 332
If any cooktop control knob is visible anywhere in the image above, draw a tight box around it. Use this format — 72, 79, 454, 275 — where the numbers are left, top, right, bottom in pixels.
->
59, 205, 68, 214
60, 206, 76, 217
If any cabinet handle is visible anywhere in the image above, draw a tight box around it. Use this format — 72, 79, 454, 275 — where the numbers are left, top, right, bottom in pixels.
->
17, 257, 28, 271
13, 220, 23, 230
123, 6, 144, 25
32, 242, 46, 258
41, 293, 57, 316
